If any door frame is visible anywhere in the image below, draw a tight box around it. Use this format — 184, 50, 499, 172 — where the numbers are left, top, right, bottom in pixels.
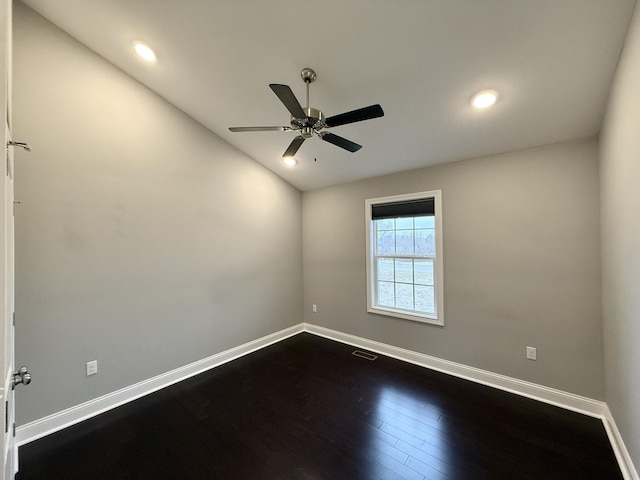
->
1, 0, 16, 478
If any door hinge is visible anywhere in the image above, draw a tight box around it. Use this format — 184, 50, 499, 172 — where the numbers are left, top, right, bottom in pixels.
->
4, 402, 7, 434
13, 312, 15, 326
13, 422, 16, 437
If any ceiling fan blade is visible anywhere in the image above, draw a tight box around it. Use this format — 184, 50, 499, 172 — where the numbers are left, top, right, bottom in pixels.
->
283, 135, 305, 157
320, 132, 362, 152
229, 126, 289, 132
325, 104, 384, 128
269, 84, 307, 119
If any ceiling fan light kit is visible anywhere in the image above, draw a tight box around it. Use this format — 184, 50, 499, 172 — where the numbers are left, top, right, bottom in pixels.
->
229, 68, 384, 159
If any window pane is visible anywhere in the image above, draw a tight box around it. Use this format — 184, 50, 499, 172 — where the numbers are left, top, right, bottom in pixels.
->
376, 218, 395, 231
396, 217, 413, 229
396, 229, 414, 255
395, 283, 414, 309
394, 258, 413, 283
415, 229, 435, 255
414, 259, 434, 285
377, 230, 395, 255
377, 258, 394, 281
377, 281, 395, 306
415, 285, 435, 314
415, 216, 435, 228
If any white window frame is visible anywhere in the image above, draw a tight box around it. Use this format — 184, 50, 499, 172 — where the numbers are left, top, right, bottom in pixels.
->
365, 190, 444, 326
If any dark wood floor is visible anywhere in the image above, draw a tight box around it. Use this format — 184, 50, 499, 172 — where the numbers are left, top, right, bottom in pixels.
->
18, 333, 621, 480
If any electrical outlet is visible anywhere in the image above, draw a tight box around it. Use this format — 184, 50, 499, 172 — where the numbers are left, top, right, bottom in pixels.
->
526, 346, 537, 361
86, 360, 98, 376
312, 304, 317, 313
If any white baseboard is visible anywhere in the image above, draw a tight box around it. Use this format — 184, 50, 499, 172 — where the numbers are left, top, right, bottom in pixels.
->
603, 405, 640, 480
15, 321, 637, 480
15, 323, 304, 446
304, 323, 639, 480
303, 323, 606, 417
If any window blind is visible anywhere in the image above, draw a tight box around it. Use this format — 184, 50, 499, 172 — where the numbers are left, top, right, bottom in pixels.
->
371, 197, 434, 220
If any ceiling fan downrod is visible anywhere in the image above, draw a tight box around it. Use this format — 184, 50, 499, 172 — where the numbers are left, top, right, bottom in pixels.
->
296, 68, 323, 138
301, 67, 316, 109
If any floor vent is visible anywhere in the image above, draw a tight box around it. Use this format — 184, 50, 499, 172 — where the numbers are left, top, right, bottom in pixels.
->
351, 350, 378, 361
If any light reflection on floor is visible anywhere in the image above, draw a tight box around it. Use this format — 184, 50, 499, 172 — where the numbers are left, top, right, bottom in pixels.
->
367, 386, 452, 480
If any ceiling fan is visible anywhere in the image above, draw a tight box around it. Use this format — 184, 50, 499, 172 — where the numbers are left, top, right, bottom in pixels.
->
229, 68, 384, 157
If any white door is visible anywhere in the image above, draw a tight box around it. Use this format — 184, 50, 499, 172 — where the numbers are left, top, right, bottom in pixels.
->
1, 1, 24, 478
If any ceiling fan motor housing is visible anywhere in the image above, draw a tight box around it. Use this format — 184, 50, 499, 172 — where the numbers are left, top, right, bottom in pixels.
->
291, 107, 325, 137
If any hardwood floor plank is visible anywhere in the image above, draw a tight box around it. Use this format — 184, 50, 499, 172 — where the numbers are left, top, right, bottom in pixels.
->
18, 333, 622, 480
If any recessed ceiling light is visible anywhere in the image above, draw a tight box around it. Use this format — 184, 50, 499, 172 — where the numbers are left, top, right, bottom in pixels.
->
283, 157, 297, 166
471, 89, 499, 109
134, 42, 157, 62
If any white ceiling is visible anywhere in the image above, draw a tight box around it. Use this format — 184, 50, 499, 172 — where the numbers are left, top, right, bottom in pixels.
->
21, 0, 637, 191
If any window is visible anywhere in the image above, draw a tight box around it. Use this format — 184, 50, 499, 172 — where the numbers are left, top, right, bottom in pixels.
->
365, 191, 444, 325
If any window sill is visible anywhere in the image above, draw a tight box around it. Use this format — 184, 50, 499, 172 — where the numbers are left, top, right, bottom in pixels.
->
368, 306, 444, 326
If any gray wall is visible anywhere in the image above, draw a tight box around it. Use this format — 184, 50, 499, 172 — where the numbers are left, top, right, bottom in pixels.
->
600, 0, 640, 469
13, 3, 303, 425
11, 0, 621, 437
303, 138, 604, 399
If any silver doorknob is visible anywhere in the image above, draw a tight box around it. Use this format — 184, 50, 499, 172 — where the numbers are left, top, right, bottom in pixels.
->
11, 366, 31, 389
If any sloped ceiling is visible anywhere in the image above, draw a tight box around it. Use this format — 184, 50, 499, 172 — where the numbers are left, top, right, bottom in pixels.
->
20, 0, 637, 191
